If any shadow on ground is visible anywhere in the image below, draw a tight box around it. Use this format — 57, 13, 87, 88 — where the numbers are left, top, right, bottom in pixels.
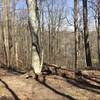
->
35, 77, 77, 100
64, 76, 100, 94
0, 79, 20, 100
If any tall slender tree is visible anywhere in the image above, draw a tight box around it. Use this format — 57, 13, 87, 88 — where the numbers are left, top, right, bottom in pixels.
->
2, 0, 12, 67
74, 0, 79, 70
83, 0, 92, 67
11, 0, 18, 67
97, 0, 100, 63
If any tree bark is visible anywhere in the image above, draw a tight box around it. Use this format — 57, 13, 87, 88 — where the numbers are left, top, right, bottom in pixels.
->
83, 0, 92, 67
11, 0, 17, 67
74, 0, 79, 70
2, 0, 11, 67
97, 0, 100, 63
26, 0, 43, 74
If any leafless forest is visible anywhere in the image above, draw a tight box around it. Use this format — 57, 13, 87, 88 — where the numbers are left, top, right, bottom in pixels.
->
0, 0, 100, 99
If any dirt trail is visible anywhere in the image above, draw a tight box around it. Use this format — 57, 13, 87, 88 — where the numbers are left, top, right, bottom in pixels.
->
0, 68, 100, 100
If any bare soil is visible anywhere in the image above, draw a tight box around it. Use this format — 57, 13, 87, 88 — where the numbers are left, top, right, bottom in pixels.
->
0, 67, 100, 100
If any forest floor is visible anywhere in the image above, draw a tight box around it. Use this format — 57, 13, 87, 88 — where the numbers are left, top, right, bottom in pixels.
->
0, 66, 100, 100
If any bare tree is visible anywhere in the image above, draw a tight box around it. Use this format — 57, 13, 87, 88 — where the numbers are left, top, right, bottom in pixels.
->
10, 0, 18, 67
26, 0, 43, 74
83, 0, 92, 67
89, 0, 100, 65
74, 0, 79, 70
2, 0, 12, 67
45, 0, 66, 64
97, 0, 100, 63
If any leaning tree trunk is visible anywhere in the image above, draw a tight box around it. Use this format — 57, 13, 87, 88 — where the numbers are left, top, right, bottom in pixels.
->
83, 0, 92, 67
26, 0, 43, 74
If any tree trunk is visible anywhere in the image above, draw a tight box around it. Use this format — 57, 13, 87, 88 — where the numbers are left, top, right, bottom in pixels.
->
97, 0, 100, 63
26, 0, 43, 74
2, 0, 11, 67
11, 0, 17, 68
74, 0, 79, 70
83, 0, 92, 67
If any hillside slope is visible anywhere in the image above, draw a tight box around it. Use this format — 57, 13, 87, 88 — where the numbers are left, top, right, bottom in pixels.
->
0, 68, 100, 100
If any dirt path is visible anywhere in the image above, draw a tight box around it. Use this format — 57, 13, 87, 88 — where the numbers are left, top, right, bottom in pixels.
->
0, 68, 100, 100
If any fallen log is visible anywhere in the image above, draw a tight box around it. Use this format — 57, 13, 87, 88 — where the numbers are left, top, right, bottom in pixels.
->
42, 63, 100, 79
